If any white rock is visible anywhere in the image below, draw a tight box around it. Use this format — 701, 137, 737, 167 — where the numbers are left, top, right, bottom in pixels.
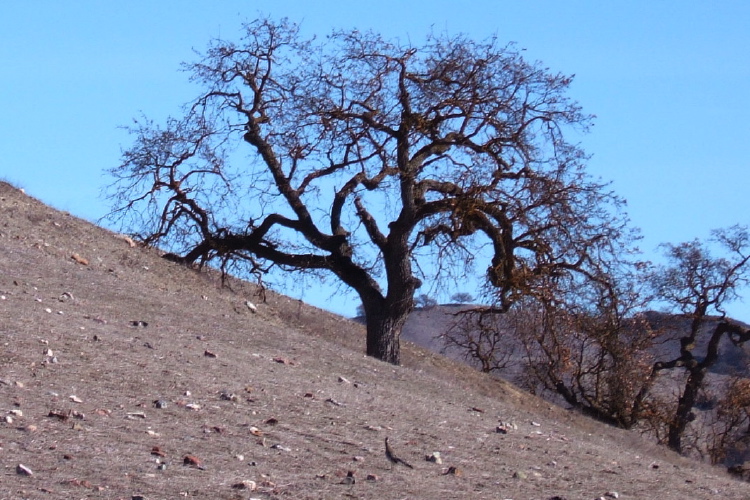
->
16, 463, 33, 476
245, 301, 258, 313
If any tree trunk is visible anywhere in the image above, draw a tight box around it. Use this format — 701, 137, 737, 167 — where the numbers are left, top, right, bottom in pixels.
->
667, 320, 728, 453
365, 308, 409, 365
668, 367, 705, 452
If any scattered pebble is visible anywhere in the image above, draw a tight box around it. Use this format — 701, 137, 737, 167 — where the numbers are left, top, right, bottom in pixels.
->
71, 253, 89, 265
16, 463, 33, 476
496, 421, 518, 434
183, 455, 204, 469
232, 480, 257, 490
443, 466, 462, 476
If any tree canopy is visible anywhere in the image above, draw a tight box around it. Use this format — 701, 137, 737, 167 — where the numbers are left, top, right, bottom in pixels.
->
107, 17, 628, 364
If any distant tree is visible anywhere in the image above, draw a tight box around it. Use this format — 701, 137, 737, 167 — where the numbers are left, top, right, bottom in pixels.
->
441, 305, 518, 373
450, 292, 474, 304
107, 17, 626, 365
415, 294, 438, 309
511, 255, 660, 428
648, 226, 750, 453
706, 377, 750, 465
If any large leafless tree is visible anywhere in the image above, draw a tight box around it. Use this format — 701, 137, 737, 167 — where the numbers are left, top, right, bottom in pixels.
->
107, 18, 626, 364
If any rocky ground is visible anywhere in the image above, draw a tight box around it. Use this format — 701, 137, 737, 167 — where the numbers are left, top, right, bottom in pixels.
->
2, 180, 749, 499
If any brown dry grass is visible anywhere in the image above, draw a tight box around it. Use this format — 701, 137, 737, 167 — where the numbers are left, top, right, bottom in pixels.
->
1, 180, 748, 499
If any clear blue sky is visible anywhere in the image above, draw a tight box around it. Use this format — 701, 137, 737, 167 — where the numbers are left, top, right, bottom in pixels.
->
2, 1, 749, 319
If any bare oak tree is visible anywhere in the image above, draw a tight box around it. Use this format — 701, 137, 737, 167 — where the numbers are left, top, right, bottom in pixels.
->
509, 256, 659, 428
107, 18, 625, 364
649, 225, 750, 453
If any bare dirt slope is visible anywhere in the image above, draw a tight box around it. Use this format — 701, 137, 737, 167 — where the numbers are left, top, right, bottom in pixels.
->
1, 180, 747, 499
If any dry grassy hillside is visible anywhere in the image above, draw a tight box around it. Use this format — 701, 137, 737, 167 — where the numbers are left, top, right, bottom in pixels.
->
1, 180, 748, 499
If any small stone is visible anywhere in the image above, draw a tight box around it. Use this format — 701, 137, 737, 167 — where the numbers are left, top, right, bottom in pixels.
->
443, 466, 462, 476
151, 446, 167, 457
245, 301, 258, 313
604, 492, 619, 499
338, 376, 351, 384
513, 470, 527, 479
16, 463, 33, 476
273, 356, 294, 365
71, 253, 89, 265
183, 455, 203, 468
271, 444, 291, 452
496, 421, 517, 433
204, 350, 217, 358
340, 471, 356, 485
232, 480, 257, 490
366, 474, 380, 481
426, 451, 442, 464
4, 415, 13, 424
70, 395, 83, 403
220, 391, 238, 402
153, 399, 169, 409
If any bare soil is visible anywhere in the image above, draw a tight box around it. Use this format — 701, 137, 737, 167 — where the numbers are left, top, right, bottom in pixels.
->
1, 180, 748, 499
